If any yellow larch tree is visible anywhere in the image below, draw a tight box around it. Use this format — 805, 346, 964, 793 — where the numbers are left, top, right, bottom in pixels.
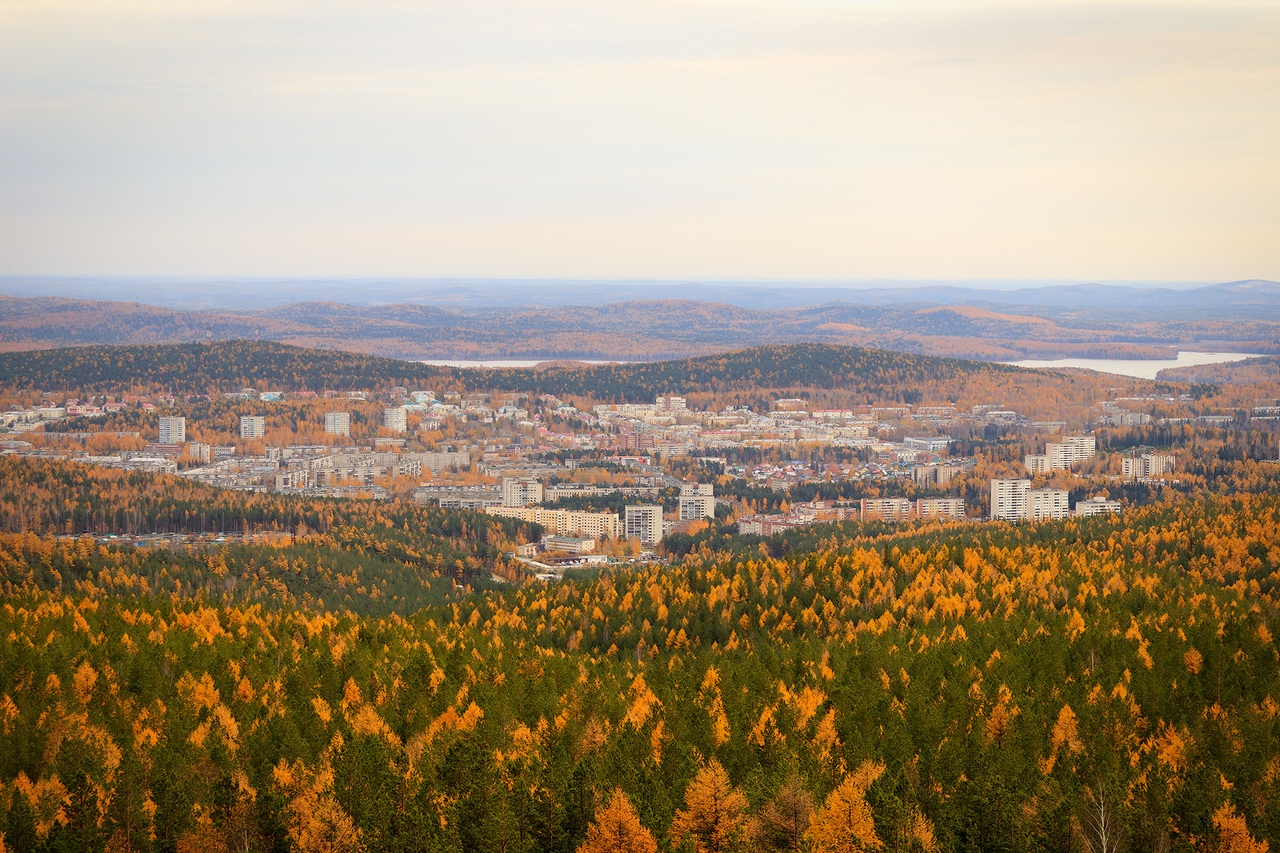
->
576, 788, 658, 853
670, 759, 750, 853
1212, 802, 1269, 853
809, 760, 886, 853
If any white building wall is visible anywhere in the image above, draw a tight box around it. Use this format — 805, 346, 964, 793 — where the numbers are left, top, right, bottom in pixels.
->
991, 479, 1031, 521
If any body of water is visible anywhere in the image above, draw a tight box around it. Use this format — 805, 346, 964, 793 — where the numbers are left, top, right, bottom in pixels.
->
1004, 351, 1257, 380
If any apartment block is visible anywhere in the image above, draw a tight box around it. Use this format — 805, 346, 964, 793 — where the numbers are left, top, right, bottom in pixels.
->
1026, 488, 1070, 521
1026, 435, 1096, 473
655, 395, 687, 412
485, 506, 620, 540
678, 483, 716, 520
624, 505, 664, 546
1075, 498, 1121, 517
1024, 454, 1051, 475
1123, 453, 1175, 482
737, 515, 815, 536
1050, 435, 1096, 468
324, 412, 351, 437
239, 416, 265, 440
502, 477, 545, 508
904, 436, 951, 453
915, 497, 965, 520
991, 479, 1031, 521
912, 464, 966, 487
860, 497, 913, 522
384, 407, 408, 433
157, 416, 185, 444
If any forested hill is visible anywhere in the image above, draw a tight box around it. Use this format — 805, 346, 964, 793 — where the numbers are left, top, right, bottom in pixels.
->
485, 343, 1020, 402
0, 340, 449, 393
2, 339, 1045, 402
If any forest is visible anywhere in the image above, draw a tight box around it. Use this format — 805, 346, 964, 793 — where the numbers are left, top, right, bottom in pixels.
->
1, 459, 1278, 852
0, 341, 1161, 415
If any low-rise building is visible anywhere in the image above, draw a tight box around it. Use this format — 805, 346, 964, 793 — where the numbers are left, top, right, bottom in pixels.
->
542, 536, 597, 554
1076, 498, 1121, 517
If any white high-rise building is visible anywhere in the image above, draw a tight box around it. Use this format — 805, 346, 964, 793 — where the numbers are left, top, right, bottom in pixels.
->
1024, 454, 1051, 474
1049, 435, 1096, 469
158, 416, 185, 444
990, 479, 1031, 521
678, 483, 715, 520
1027, 435, 1096, 473
502, 477, 544, 508
239, 416, 265, 440
324, 412, 351, 436
625, 505, 664, 546
1026, 488, 1070, 521
384, 407, 408, 433
1123, 453, 1175, 482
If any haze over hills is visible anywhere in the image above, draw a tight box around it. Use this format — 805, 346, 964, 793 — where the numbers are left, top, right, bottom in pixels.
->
2, 275, 1276, 312
0, 279, 1276, 362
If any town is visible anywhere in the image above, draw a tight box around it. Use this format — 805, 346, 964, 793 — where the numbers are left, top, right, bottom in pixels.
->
5, 377, 1267, 580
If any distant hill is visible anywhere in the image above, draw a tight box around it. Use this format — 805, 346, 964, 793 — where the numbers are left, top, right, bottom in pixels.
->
3, 283, 1278, 361
3, 275, 1279, 312
1157, 355, 1280, 385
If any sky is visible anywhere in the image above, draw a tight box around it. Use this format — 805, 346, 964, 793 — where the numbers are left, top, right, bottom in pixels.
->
1, 0, 1278, 282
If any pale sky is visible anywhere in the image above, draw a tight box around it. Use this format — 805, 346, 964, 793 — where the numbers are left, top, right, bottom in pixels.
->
1, 1, 1277, 281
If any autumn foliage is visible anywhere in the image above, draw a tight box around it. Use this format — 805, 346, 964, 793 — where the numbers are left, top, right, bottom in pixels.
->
1, 460, 1279, 851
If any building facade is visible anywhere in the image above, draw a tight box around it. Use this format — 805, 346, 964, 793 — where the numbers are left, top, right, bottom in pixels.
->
860, 497, 913, 522
915, 497, 966, 520
1075, 498, 1121, 517
991, 479, 1031, 521
1026, 488, 1070, 521
384, 407, 408, 433
1026, 435, 1097, 473
1123, 453, 1175, 482
239, 416, 265, 440
158, 416, 185, 445
324, 412, 351, 436
678, 483, 715, 520
624, 505, 664, 546
485, 506, 621, 540
502, 477, 545, 508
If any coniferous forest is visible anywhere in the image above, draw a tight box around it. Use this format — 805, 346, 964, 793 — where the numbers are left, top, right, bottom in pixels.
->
1, 458, 1277, 852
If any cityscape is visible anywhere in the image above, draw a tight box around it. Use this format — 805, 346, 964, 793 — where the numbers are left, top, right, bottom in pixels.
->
2, 0, 1279, 850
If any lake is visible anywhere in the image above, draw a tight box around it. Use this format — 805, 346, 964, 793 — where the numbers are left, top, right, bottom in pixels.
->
1004, 351, 1257, 380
